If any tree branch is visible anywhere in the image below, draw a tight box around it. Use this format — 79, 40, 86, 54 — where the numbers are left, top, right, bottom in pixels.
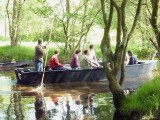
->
111, 0, 121, 45
149, 38, 160, 52
127, 0, 142, 41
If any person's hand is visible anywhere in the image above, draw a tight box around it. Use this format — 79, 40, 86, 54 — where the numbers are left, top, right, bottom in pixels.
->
45, 49, 49, 53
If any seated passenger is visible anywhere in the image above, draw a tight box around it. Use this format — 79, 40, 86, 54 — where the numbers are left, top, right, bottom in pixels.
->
89, 44, 97, 61
80, 50, 99, 69
70, 50, 81, 69
50, 50, 64, 70
127, 50, 138, 65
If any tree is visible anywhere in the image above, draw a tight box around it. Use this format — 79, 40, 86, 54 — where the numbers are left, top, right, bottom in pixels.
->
6, 0, 25, 46
100, 0, 142, 113
147, 0, 160, 57
54, 0, 101, 55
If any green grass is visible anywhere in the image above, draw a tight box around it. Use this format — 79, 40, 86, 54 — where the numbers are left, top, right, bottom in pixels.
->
122, 76, 160, 116
0, 46, 35, 61
0, 44, 158, 64
0, 45, 66, 63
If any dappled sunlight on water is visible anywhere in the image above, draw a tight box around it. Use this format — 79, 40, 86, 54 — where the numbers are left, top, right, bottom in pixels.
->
0, 72, 115, 120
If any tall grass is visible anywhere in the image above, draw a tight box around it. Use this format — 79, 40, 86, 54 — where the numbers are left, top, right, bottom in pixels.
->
0, 45, 69, 63
122, 76, 160, 116
0, 46, 34, 61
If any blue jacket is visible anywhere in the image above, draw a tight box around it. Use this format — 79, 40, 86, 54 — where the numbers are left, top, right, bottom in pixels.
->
128, 56, 138, 65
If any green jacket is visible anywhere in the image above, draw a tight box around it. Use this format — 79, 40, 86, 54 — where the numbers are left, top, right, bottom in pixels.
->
80, 55, 92, 69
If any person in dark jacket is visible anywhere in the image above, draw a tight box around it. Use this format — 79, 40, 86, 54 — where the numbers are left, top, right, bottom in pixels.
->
70, 50, 81, 69
127, 50, 138, 65
35, 38, 48, 71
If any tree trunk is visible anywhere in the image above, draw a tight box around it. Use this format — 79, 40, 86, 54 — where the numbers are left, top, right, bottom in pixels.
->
6, 0, 25, 47
100, 0, 142, 110
64, 0, 70, 54
108, 74, 125, 109
149, 0, 160, 55
13, 93, 24, 120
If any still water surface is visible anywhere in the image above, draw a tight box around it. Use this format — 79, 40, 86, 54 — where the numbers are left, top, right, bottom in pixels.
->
0, 71, 115, 120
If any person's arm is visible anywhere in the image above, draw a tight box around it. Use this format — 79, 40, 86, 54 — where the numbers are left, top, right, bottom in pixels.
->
54, 57, 63, 67
74, 56, 79, 67
86, 57, 98, 68
133, 56, 138, 64
92, 60, 100, 67
93, 51, 97, 61
42, 41, 50, 49
128, 57, 133, 65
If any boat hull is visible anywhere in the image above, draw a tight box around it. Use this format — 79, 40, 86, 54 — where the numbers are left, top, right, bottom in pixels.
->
15, 60, 157, 86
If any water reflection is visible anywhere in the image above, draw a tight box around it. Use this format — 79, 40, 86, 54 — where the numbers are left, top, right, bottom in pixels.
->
34, 93, 98, 120
0, 72, 115, 120
35, 93, 47, 120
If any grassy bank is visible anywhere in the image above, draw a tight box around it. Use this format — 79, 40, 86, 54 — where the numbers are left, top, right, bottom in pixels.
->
122, 76, 160, 118
0, 45, 100, 63
0, 46, 35, 61
0, 46, 54, 62
0, 44, 158, 63
0, 45, 74, 63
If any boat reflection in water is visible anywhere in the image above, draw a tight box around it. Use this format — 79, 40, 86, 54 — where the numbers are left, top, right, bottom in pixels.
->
34, 92, 97, 120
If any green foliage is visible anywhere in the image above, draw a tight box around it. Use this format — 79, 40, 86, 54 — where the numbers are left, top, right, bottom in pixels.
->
19, 0, 54, 42
0, 45, 69, 64
0, 46, 34, 62
122, 77, 160, 116
31, 1, 53, 18
127, 35, 156, 59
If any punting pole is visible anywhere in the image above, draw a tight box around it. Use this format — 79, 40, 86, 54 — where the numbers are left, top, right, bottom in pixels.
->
36, 16, 54, 90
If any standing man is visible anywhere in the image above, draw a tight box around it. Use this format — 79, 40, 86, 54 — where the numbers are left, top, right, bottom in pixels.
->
35, 38, 48, 71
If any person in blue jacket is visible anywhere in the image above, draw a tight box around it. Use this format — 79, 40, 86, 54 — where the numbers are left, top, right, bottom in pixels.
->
127, 50, 138, 65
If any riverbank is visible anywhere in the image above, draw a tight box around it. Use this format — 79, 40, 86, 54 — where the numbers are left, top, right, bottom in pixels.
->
0, 44, 101, 62
121, 76, 160, 119
0, 41, 156, 62
121, 62, 160, 119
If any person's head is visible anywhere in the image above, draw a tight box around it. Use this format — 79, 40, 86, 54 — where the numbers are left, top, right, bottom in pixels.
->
75, 50, 81, 55
84, 50, 89, 55
54, 50, 59, 55
89, 44, 94, 50
52, 97, 58, 105
128, 50, 133, 56
38, 38, 43, 45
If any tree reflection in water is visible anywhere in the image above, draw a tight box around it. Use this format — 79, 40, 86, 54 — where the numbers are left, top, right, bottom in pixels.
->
34, 93, 48, 120
34, 94, 98, 120
0, 92, 114, 119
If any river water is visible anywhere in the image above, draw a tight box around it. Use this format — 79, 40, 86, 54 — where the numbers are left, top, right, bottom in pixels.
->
0, 71, 115, 120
